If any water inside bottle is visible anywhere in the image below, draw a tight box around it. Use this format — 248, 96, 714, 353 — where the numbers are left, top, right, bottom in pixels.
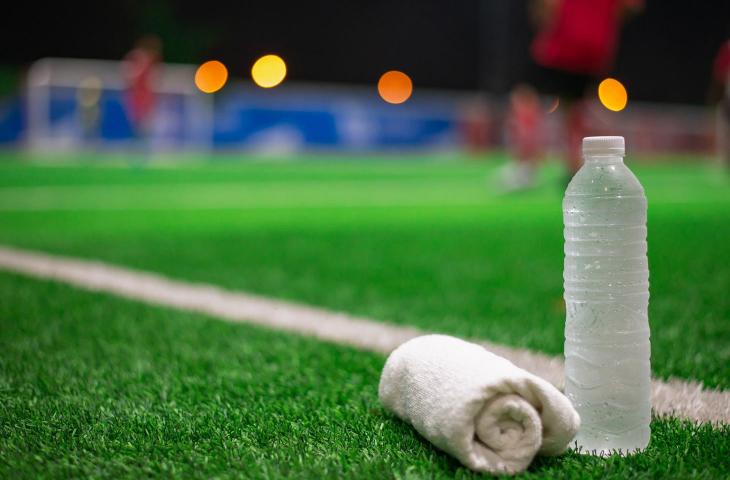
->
563, 144, 651, 455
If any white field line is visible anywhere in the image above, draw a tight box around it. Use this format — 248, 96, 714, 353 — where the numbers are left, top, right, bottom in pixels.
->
0, 244, 727, 425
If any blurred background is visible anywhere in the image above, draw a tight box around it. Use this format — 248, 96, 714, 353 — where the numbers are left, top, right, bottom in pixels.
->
0, 0, 728, 166
1, 3, 729, 476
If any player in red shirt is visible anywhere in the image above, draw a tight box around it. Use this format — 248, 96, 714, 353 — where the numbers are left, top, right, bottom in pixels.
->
123, 36, 162, 149
505, 0, 642, 188
710, 39, 730, 170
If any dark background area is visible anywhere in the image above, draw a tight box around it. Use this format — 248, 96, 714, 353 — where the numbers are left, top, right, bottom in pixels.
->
2, 0, 728, 104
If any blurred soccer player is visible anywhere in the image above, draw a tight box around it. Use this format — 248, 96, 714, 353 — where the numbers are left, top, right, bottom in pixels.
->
506, 0, 643, 187
122, 36, 162, 154
502, 84, 544, 190
76, 76, 103, 146
710, 39, 730, 171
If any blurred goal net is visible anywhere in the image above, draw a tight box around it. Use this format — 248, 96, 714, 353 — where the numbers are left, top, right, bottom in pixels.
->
26, 58, 213, 153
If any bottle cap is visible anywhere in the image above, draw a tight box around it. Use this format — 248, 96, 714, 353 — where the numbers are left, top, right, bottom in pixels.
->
582, 136, 625, 156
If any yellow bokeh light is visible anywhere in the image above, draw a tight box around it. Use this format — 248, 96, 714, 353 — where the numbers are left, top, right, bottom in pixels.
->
251, 55, 287, 88
377, 71, 413, 104
598, 78, 628, 112
195, 60, 228, 94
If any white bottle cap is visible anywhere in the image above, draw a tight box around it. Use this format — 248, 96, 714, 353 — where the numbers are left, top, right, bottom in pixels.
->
582, 136, 625, 156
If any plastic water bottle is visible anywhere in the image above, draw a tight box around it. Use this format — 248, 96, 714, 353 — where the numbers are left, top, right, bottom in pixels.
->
563, 136, 651, 455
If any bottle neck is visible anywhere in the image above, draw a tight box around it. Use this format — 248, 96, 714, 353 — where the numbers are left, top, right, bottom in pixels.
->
583, 154, 624, 165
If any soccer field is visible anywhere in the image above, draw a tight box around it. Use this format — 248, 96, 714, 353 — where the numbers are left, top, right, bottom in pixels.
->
1, 152, 728, 478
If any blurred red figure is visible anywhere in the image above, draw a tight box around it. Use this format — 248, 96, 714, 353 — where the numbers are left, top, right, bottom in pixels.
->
123, 36, 162, 143
460, 99, 493, 153
710, 39, 730, 170
506, 0, 643, 187
503, 85, 544, 189
531, 0, 639, 77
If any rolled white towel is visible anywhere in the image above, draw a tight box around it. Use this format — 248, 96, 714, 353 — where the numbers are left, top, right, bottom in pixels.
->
379, 335, 580, 475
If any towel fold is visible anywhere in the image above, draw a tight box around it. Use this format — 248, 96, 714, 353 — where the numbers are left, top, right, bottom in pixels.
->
378, 335, 580, 475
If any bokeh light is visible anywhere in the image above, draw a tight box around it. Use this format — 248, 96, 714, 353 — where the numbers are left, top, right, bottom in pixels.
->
251, 55, 287, 88
195, 60, 228, 94
598, 78, 628, 112
377, 71, 413, 104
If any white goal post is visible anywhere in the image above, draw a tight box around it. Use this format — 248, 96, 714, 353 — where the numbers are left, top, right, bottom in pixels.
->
26, 57, 214, 153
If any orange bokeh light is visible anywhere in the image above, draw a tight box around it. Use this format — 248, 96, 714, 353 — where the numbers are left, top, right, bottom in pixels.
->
195, 60, 228, 94
598, 78, 628, 112
378, 71, 413, 104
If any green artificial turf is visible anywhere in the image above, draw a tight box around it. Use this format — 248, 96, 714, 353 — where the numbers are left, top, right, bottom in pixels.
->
0, 154, 728, 390
1, 272, 729, 479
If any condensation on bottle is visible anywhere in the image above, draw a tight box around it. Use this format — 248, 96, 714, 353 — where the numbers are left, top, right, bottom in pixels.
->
563, 136, 651, 455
